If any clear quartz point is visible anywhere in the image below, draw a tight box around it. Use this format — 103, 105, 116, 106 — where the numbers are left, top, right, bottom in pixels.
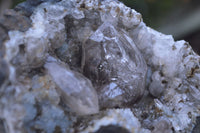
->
45, 57, 99, 115
82, 22, 147, 108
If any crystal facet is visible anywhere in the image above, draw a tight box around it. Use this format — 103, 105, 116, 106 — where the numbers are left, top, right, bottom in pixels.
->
83, 22, 147, 108
45, 57, 99, 115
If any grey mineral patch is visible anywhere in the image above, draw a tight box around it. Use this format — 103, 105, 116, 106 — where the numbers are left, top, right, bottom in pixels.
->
0, 9, 31, 32
192, 116, 200, 133
0, 0, 200, 132
0, 59, 9, 87
94, 125, 131, 133
0, 119, 6, 133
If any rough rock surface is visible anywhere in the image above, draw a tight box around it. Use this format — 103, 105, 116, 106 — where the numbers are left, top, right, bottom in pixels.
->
0, 0, 200, 133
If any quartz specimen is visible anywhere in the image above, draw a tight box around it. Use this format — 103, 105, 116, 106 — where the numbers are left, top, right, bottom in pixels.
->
83, 22, 147, 108
0, 0, 200, 132
44, 57, 99, 115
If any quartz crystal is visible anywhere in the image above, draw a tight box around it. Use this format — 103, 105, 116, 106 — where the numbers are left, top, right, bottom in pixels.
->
44, 56, 99, 115
83, 22, 147, 108
0, 0, 200, 132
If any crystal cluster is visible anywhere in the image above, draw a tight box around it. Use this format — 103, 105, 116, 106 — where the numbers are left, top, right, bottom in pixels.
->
0, 0, 200, 132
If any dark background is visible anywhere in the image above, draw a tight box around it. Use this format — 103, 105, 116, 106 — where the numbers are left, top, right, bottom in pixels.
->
119, 0, 200, 54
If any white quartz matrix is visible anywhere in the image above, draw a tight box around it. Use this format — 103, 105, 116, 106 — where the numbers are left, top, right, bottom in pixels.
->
1, 0, 200, 133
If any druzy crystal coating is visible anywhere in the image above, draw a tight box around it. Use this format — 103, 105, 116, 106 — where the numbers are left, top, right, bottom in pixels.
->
0, 0, 200, 132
